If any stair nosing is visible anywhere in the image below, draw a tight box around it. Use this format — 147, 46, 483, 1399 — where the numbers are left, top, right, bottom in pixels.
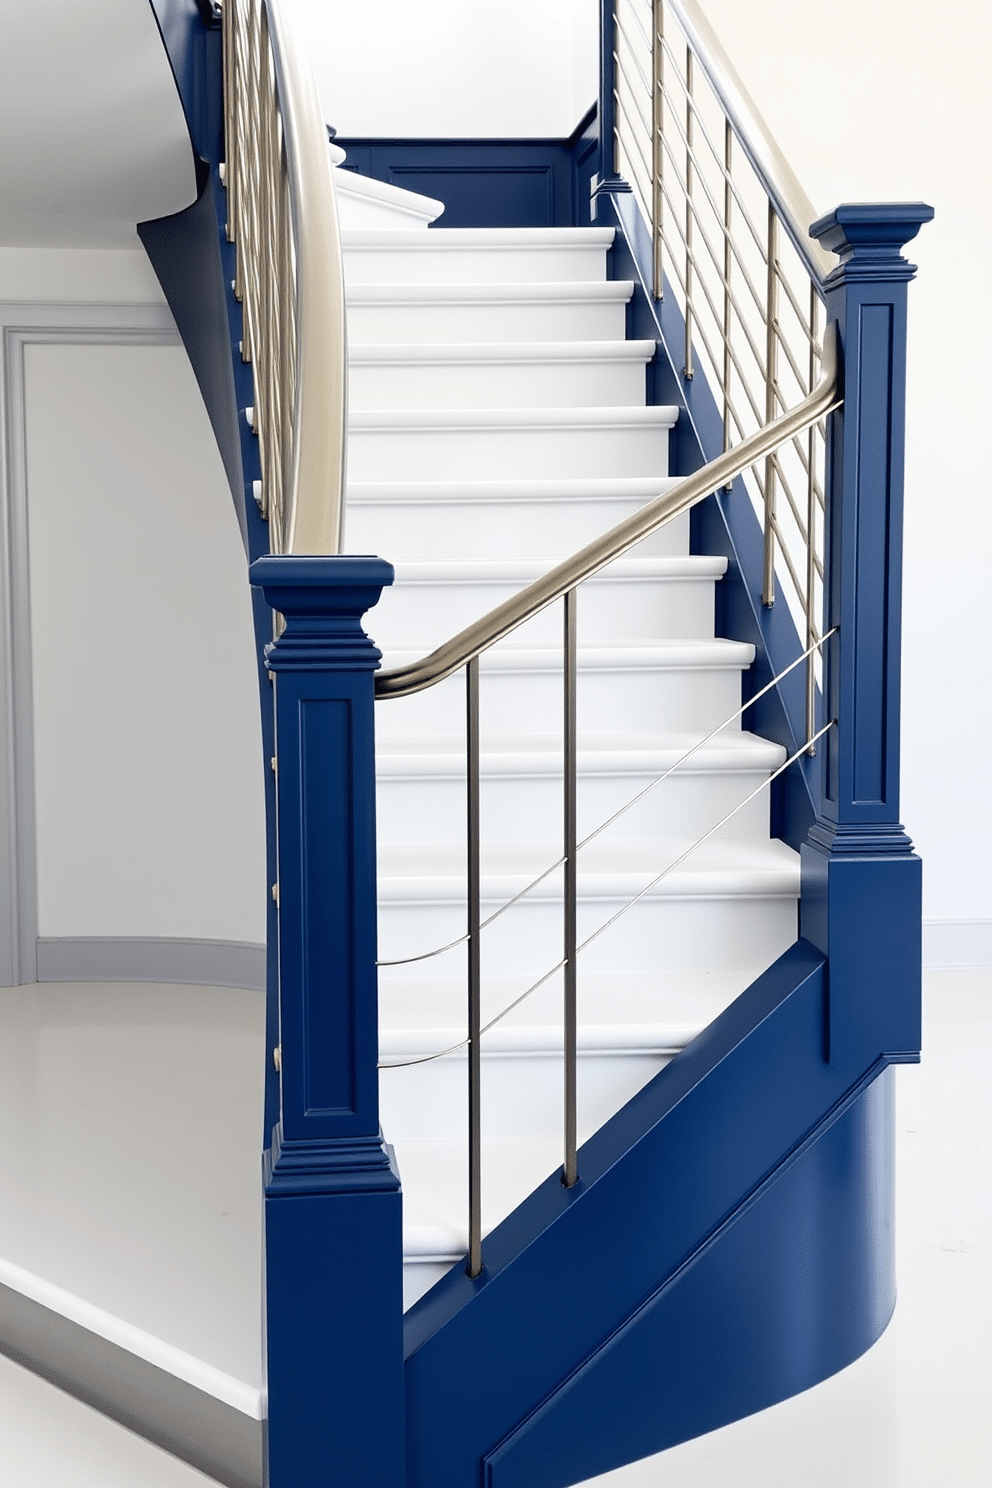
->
346, 280, 634, 305
349, 404, 679, 432
349, 339, 657, 366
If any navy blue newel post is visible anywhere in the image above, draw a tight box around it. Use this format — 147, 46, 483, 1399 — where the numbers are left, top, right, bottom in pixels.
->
802, 204, 933, 1069
249, 555, 404, 1488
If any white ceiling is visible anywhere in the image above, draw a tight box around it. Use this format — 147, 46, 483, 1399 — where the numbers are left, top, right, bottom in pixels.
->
0, 0, 197, 249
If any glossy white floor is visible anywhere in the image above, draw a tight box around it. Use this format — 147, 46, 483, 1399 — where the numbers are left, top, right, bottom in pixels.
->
0, 967, 988, 1487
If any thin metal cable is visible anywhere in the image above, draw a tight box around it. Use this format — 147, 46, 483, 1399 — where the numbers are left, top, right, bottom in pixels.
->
377, 717, 834, 1070
376, 628, 835, 969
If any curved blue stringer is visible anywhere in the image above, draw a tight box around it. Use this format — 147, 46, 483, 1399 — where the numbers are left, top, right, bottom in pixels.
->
404, 941, 901, 1488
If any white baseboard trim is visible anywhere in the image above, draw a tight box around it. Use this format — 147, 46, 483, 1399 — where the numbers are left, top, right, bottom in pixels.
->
35, 937, 266, 990
923, 919, 992, 970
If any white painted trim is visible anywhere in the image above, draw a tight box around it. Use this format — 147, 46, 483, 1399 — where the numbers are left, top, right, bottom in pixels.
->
923, 919, 992, 970
0, 303, 178, 986
0, 1254, 263, 1418
36, 935, 266, 990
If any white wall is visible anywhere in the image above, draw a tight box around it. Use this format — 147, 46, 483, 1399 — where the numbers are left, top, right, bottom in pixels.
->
696, 0, 992, 951
23, 336, 265, 945
295, 0, 599, 138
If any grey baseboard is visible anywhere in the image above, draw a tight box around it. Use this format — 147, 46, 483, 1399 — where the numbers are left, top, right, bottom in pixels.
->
0, 1279, 262, 1488
35, 937, 266, 990
923, 919, 992, 970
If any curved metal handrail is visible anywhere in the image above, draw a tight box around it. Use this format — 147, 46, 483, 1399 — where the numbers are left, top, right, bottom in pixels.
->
666, 0, 833, 285
223, 0, 346, 555
375, 322, 840, 700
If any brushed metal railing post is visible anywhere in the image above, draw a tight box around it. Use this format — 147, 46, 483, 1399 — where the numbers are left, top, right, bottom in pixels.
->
762, 204, 779, 606
652, 0, 664, 300
683, 43, 694, 380
466, 656, 483, 1278
805, 283, 819, 752
563, 590, 578, 1189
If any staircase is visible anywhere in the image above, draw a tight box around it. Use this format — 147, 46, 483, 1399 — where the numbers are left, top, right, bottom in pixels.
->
338, 211, 802, 1308
129, 3, 929, 1485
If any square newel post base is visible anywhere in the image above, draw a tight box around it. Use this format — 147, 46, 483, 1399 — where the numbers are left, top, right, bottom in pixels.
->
801, 828, 922, 1070
263, 1135, 404, 1488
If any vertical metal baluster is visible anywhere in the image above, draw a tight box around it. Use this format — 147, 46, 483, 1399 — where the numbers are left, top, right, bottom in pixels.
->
466, 657, 483, 1277
805, 286, 819, 752
762, 205, 778, 606
652, 0, 664, 301
684, 45, 694, 380
609, 4, 615, 177
563, 590, 578, 1189
723, 120, 732, 461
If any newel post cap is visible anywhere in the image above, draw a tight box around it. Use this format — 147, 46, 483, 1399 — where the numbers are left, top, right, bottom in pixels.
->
810, 203, 934, 281
249, 554, 394, 619
249, 554, 395, 671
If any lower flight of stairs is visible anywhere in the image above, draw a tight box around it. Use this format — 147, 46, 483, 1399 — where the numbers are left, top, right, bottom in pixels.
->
0, 168, 804, 1488
339, 213, 802, 1309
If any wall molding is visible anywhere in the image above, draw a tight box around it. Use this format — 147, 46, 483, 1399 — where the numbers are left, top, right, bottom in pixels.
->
35, 936, 265, 990
0, 302, 179, 986
923, 919, 992, 970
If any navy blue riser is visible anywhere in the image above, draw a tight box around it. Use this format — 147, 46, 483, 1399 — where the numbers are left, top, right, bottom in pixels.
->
403, 940, 904, 1488
336, 108, 598, 229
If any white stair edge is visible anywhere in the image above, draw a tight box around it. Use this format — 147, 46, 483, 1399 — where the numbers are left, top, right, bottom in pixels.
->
388, 556, 727, 583
376, 732, 785, 776
382, 639, 755, 670
333, 165, 445, 229
350, 339, 657, 366
380, 1023, 702, 1059
346, 280, 635, 305
348, 475, 682, 503
350, 404, 680, 432
342, 227, 616, 250
0, 1255, 261, 1418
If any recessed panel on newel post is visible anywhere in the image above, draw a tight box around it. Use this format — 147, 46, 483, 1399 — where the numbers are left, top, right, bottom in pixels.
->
802, 204, 933, 1071
250, 554, 405, 1488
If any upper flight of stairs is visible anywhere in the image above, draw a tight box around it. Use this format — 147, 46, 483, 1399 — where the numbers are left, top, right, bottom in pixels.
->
339, 204, 803, 1309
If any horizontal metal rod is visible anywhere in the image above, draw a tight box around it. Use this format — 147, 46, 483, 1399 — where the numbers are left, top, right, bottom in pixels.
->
665, 0, 832, 282
376, 324, 839, 701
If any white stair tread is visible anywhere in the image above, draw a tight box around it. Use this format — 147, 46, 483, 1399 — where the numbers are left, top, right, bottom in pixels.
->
346, 279, 634, 305
333, 167, 444, 227
395, 1136, 569, 1261
378, 969, 755, 1035
350, 403, 679, 432
350, 339, 657, 366
378, 835, 801, 899
343, 227, 616, 249
388, 556, 726, 583
348, 474, 683, 503
375, 730, 785, 777
381, 638, 755, 671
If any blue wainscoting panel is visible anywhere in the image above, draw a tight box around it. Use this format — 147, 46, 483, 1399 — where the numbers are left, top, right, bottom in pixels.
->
337, 110, 598, 229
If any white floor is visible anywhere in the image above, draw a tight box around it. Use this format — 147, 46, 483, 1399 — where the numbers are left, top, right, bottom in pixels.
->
0, 968, 988, 1487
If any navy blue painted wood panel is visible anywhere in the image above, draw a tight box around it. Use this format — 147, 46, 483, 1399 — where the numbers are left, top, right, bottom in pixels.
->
336, 113, 598, 229
403, 942, 902, 1487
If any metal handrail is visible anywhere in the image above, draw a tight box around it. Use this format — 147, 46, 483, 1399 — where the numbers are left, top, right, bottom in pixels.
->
222, 0, 346, 555
666, 0, 832, 284
375, 323, 839, 702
